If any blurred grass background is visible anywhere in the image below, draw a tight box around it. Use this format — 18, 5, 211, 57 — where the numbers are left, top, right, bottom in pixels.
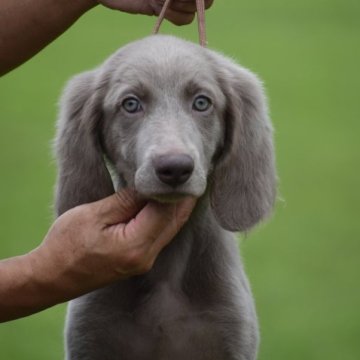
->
0, 0, 359, 358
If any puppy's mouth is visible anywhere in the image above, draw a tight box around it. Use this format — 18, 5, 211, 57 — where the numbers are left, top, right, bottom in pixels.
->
148, 192, 190, 204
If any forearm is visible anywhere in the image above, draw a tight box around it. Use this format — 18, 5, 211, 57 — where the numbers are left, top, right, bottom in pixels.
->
0, 246, 88, 322
0, 252, 56, 322
0, 244, 101, 323
0, 0, 96, 76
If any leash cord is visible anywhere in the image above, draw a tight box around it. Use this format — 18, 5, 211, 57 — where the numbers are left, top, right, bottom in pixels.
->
152, 0, 207, 47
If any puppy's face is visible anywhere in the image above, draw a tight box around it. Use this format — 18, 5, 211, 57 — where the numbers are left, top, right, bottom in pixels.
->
101, 39, 226, 201
56, 35, 275, 230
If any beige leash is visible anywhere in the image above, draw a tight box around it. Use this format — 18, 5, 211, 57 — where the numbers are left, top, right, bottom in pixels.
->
153, 0, 207, 47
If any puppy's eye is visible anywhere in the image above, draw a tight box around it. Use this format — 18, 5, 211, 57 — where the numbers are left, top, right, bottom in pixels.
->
122, 97, 142, 114
193, 95, 212, 112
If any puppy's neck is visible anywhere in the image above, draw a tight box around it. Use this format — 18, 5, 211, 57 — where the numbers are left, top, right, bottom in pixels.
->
152, 194, 219, 270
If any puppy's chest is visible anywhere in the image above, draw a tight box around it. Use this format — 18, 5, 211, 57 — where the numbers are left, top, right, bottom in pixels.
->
115, 282, 226, 360
113, 235, 227, 359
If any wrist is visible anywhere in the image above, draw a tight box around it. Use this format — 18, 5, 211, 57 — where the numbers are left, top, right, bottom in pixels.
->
28, 238, 97, 306
26, 244, 74, 306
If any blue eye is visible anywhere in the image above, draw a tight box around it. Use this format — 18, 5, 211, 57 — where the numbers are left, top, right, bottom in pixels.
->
193, 95, 212, 112
122, 97, 142, 113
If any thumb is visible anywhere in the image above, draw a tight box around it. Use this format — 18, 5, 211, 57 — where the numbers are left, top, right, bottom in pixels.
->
90, 188, 146, 225
123, 196, 197, 247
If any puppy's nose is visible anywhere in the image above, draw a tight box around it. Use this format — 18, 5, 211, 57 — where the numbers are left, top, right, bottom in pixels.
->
153, 154, 194, 187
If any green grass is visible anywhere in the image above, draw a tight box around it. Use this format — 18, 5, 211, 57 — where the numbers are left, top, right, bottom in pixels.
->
1, 0, 359, 358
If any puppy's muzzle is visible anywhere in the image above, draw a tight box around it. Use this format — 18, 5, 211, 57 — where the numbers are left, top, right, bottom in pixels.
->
153, 154, 194, 187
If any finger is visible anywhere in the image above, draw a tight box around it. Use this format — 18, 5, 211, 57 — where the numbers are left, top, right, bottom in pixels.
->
169, 2, 196, 14
148, 197, 197, 254
168, 0, 214, 14
91, 188, 146, 225
124, 197, 196, 246
164, 9, 195, 25
204, 0, 214, 10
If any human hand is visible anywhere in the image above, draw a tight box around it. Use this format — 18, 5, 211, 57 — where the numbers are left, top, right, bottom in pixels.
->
29, 189, 196, 303
97, 0, 214, 25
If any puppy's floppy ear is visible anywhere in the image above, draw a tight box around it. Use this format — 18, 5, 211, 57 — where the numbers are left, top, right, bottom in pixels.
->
54, 70, 114, 216
209, 53, 276, 232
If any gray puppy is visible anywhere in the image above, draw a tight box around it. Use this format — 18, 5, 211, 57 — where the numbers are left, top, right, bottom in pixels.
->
54, 35, 276, 360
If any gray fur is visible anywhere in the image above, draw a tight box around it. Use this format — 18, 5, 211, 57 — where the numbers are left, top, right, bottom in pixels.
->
54, 35, 276, 360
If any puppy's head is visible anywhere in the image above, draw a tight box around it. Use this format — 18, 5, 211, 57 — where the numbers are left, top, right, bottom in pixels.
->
55, 35, 276, 231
